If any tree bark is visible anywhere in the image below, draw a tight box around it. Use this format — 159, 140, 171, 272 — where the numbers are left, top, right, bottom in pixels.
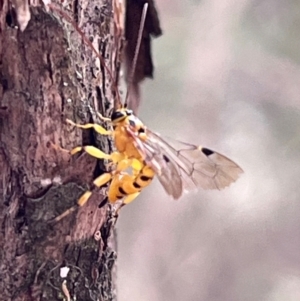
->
0, 0, 121, 300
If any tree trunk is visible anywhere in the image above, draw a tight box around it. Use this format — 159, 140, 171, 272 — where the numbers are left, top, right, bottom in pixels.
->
0, 0, 121, 300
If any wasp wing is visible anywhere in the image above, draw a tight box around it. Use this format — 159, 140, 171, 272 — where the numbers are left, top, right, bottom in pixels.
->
141, 136, 184, 199
126, 127, 184, 199
126, 126, 243, 198
144, 130, 243, 191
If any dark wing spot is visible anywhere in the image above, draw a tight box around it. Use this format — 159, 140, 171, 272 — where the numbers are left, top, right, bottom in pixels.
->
202, 148, 214, 156
133, 182, 141, 189
163, 155, 170, 163
118, 187, 127, 195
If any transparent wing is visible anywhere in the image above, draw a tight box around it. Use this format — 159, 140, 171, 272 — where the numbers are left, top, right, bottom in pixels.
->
145, 129, 243, 191
140, 136, 184, 199
126, 126, 243, 199
126, 128, 184, 199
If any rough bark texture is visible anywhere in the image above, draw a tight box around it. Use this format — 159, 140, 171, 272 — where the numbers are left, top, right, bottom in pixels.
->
0, 0, 121, 300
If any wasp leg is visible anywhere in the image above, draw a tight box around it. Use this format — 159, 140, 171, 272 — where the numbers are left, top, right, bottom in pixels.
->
51, 206, 78, 223
50, 142, 122, 168
97, 112, 111, 122
114, 192, 141, 216
69, 146, 142, 174
123, 192, 140, 205
48, 142, 70, 153
76, 172, 113, 207
76, 172, 113, 208
70, 145, 112, 159
51, 173, 113, 223
70, 146, 126, 164
93, 173, 113, 188
66, 119, 112, 136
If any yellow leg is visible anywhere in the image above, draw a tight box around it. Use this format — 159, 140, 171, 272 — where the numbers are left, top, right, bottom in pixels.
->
110, 152, 126, 164
52, 173, 113, 223
76, 173, 113, 208
49, 142, 69, 153
66, 119, 112, 135
113, 191, 141, 217
51, 206, 78, 223
51, 190, 93, 223
52, 142, 117, 164
123, 192, 140, 205
93, 173, 112, 187
70, 146, 130, 169
97, 112, 111, 122
70, 145, 112, 160
69, 146, 143, 177
77, 191, 93, 206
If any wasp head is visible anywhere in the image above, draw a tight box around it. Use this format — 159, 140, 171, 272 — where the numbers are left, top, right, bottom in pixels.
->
111, 108, 133, 124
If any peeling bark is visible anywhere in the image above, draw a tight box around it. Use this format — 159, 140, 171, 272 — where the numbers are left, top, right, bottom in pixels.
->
0, 1, 121, 300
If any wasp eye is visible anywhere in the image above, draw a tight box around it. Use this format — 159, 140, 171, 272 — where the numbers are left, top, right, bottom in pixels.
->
111, 111, 125, 121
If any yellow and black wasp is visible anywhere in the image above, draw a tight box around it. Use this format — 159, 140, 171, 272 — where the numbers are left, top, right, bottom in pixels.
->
52, 3, 243, 222
55, 103, 243, 223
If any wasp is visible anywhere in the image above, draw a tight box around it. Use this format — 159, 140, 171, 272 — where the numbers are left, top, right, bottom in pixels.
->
52, 124, 155, 222
51, 4, 243, 222
66, 107, 243, 205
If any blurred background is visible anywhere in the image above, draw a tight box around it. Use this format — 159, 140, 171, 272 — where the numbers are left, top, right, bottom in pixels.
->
118, 0, 300, 300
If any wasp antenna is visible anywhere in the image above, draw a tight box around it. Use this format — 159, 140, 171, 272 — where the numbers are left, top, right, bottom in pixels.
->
48, 3, 122, 106
124, 3, 149, 107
